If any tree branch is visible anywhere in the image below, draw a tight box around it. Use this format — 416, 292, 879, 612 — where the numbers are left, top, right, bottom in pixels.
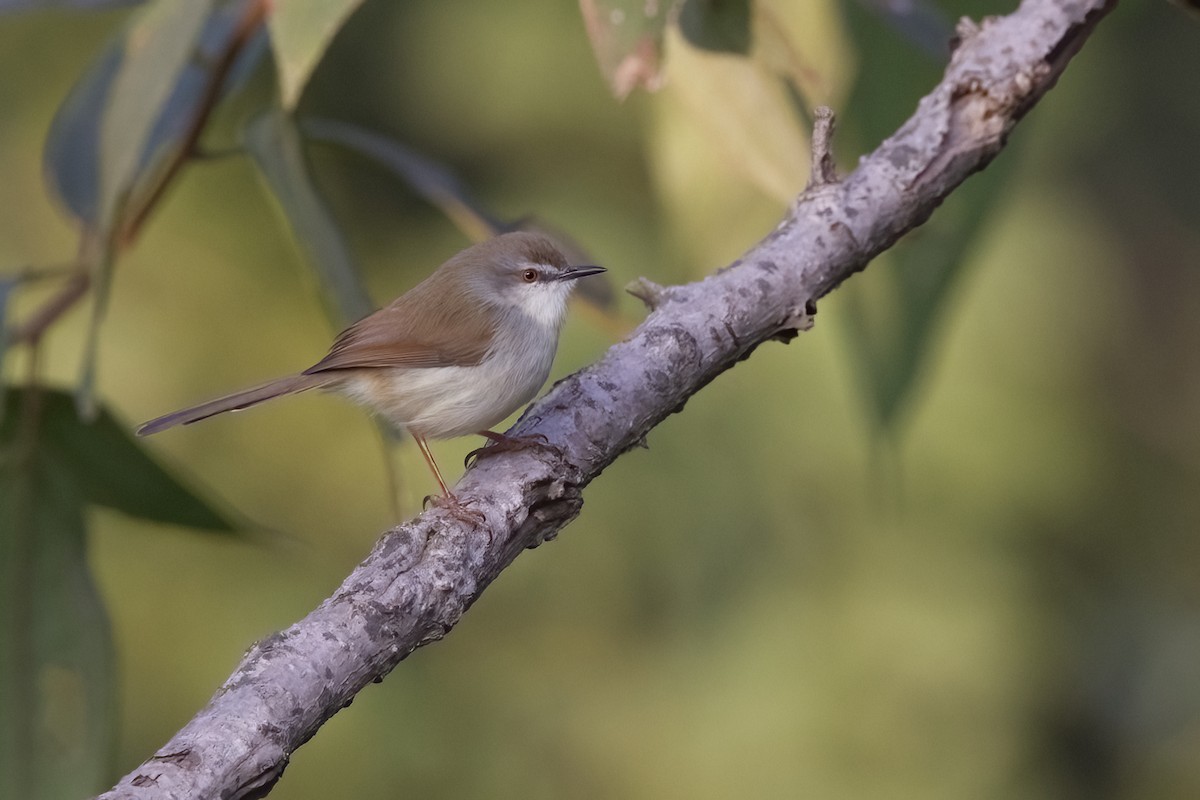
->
96, 1, 1116, 797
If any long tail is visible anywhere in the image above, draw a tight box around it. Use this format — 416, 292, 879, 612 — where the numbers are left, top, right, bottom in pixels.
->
136, 374, 332, 436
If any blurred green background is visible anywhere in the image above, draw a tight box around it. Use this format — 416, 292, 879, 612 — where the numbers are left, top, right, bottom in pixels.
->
2, 1, 1199, 798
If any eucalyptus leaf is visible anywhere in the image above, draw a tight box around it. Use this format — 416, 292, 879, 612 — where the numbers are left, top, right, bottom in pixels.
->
2, 388, 236, 531
301, 118, 618, 314
97, 0, 214, 228
267, 0, 366, 109
0, 400, 116, 799
579, 0, 675, 99
839, 160, 1013, 430
664, 23, 809, 204
838, 0, 1013, 432
43, 0, 269, 225
300, 117, 509, 242
244, 110, 372, 328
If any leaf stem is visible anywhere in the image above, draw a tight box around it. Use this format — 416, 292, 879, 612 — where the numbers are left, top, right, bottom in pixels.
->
4, 0, 272, 350
118, 0, 271, 248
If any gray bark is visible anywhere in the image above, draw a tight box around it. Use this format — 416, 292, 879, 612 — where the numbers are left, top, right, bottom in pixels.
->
96, 1, 1116, 797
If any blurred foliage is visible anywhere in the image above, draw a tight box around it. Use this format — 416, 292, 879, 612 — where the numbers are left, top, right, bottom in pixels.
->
0, 0, 1198, 799
267, 0, 365, 109
0, 388, 232, 799
244, 108, 373, 328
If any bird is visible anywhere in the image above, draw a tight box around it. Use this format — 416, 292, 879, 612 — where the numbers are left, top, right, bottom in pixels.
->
137, 231, 605, 500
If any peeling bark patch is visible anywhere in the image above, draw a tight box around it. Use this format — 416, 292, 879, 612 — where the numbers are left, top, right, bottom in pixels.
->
642, 324, 702, 376
378, 527, 425, 564
258, 722, 284, 743
721, 319, 741, 349
360, 600, 404, 642
150, 748, 198, 767
888, 144, 919, 169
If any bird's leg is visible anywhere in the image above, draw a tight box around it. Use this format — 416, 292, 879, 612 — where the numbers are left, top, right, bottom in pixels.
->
413, 432, 484, 525
413, 432, 451, 497
464, 429, 557, 468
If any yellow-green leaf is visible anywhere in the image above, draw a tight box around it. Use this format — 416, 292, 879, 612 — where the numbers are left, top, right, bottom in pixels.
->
267, 0, 366, 109
1, 398, 115, 799
98, 0, 214, 228
244, 110, 372, 328
663, 24, 809, 204
579, 0, 674, 99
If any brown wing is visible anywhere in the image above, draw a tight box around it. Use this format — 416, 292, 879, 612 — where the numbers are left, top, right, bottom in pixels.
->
303, 275, 495, 374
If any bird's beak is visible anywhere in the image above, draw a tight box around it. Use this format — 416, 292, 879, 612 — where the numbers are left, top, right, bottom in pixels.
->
555, 265, 606, 281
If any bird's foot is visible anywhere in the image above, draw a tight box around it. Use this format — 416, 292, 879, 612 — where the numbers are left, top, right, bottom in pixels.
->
423, 492, 486, 526
464, 431, 557, 468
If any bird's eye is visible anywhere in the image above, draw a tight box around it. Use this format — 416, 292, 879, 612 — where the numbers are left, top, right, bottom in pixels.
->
521, 268, 539, 283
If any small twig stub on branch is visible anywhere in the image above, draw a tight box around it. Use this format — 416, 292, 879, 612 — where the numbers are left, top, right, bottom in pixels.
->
806, 105, 839, 189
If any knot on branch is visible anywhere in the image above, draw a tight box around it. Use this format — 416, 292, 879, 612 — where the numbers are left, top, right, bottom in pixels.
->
806, 106, 839, 189
626, 276, 670, 310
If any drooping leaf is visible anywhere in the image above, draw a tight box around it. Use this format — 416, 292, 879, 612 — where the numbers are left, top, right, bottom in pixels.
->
300, 117, 509, 243
0, 0, 144, 10
678, 0, 751, 55
579, 0, 675, 99
266, 0, 366, 109
753, 0, 836, 113
244, 109, 373, 328
838, 0, 1014, 432
839, 158, 1013, 430
663, 24, 809, 203
97, 0, 214, 229
65, 0, 267, 417
300, 118, 620, 315
2, 388, 236, 531
44, 43, 121, 226
43, 0, 269, 225
0, 397, 116, 800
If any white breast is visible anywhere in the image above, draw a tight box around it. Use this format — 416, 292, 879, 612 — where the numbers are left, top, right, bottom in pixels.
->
339, 307, 562, 440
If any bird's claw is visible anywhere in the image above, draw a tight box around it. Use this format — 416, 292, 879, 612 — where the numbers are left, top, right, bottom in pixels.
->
423, 492, 487, 527
463, 432, 556, 468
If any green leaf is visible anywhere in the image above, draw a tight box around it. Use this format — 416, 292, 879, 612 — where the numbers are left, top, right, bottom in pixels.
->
300, 118, 620, 315
838, 0, 1014, 432
43, 1, 269, 225
0, 400, 116, 799
299, 117, 510, 242
98, 0, 215, 229
267, 0, 366, 109
2, 388, 236, 532
244, 109, 373, 328
678, 0, 751, 55
579, 0, 676, 99
839, 160, 1013, 430
74, 0, 213, 416
663, 22, 809, 204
